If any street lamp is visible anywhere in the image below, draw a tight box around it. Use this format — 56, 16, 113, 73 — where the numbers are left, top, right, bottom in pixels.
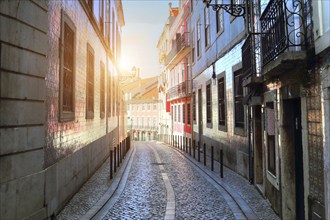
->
203, 0, 246, 17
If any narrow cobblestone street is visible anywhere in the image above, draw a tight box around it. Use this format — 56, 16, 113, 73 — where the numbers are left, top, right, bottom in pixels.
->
58, 141, 279, 220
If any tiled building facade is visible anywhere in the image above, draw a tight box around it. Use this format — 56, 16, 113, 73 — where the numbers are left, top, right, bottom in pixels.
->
0, 0, 125, 219
159, 0, 329, 219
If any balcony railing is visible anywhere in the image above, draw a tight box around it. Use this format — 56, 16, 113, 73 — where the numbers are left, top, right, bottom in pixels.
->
166, 32, 190, 65
242, 34, 255, 78
132, 126, 158, 131
167, 80, 192, 101
260, 0, 307, 67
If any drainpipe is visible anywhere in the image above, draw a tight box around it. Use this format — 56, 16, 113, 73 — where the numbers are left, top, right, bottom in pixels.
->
248, 105, 253, 184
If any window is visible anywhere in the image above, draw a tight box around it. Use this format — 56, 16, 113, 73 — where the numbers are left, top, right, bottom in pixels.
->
183, 104, 186, 124
93, 0, 100, 23
197, 21, 201, 57
266, 102, 276, 176
204, 7, 210, 47
100, 61, 105, 118
87, 0, 93, 11
174, 106, 177, 122
107, 73, 111, 117
142, 104, 145, 110
178, 105, 181, 122
112, 77, 115, 116
218, 76, 226, 129
100, 0, 104, 34
153, 117, 156, 128
193, 92, 196, 122
216, 0, 224, 34
234, 69, 244, 128
206, 83, 212, 126
187, 103, 191, 125
59, 11, 75, 122
112, 10, 115, 52
153, 103, 157, 110
86, 44, 94, 119
191, 30, 195, 63
147, 104, 151, 110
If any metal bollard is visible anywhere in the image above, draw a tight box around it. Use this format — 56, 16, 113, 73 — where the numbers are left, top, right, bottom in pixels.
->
220, 149, 224, 178
117, 144, 120, 167
114, 147, 117, 173
119, 142, 122, 163
189, 138, 192, 156
193, 140, 195, 158
198, 141, 200, 162
110, 150, 113, 179
186, 137, 188, 153
203, 143, 206, 166
211, 146, 214, 171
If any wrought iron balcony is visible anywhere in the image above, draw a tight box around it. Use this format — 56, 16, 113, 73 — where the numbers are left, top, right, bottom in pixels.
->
166, 32, 190, 67
260, 0, 307, 74
167, 80, 192, 101
242, 34, 263, 87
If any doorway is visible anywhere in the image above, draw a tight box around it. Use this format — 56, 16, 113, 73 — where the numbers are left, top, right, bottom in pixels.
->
283, 98, 304, 219
254, 105, 263, 189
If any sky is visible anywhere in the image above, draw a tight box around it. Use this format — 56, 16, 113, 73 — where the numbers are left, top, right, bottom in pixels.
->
121, 0, 178, 79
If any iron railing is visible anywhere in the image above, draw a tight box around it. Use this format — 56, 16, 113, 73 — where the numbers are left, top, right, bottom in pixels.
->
242, 34, 256, 78
166, 32, 190, 65
260, 0, 307, 67
167, 80, 192, 101
132, 126, 158, 131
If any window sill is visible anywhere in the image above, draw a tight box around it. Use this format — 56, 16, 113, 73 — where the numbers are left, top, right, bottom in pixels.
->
218, 124, 227, 132
234, 126, 246, 136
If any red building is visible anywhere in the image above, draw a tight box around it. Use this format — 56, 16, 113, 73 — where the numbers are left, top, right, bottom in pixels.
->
163, 0, 192, 148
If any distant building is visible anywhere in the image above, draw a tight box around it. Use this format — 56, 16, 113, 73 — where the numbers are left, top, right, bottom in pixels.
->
157, 3, 178, 143
122, 76, 160, 141
0, 0, 125, 219
158, 0, 193, 149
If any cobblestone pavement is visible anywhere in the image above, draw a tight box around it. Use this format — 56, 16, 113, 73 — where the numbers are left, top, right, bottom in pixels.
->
103, 143, 167, 219
58, 141, 280, 220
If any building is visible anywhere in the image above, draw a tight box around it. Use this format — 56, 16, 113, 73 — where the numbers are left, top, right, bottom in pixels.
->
242, 0, 329, 218
189, 0, 249, 177
161, 0, 193, 149
313, 2, 330, 217
157, 3, 178, 143
0, 0, 125, 219
122, 76, 160, 141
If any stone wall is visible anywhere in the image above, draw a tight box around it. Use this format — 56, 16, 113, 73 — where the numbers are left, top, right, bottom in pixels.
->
0, 0, 122, 219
